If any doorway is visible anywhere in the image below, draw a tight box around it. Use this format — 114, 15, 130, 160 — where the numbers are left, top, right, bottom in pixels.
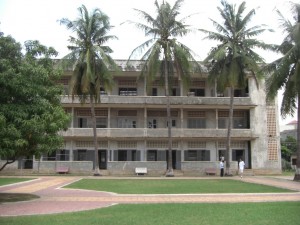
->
232, 149, 244, 168
98, 150, 107, 169
166, 150, 178, 169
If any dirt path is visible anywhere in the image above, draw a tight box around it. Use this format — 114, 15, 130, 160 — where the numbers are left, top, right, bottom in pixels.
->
0, 176, 299, 216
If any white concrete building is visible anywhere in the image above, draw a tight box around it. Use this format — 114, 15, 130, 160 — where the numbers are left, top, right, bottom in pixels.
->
2, 60, 282, 175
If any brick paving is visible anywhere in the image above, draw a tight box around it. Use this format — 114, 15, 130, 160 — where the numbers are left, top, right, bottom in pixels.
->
0, 176, 299, 217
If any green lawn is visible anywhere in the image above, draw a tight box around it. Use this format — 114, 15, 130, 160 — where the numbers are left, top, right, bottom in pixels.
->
0, 177, 34, 186
65, 179, 293, 194
1, 202, 299, 225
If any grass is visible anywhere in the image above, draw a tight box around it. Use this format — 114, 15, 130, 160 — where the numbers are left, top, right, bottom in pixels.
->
0, 177, 35, 186
64, 179, 293, 194
1, 202, 299, 225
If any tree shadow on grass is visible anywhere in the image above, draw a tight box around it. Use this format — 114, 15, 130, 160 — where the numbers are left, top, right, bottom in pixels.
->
0, 193, 40, 203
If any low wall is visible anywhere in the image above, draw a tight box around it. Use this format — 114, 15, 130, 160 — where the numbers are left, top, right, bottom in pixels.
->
32, 161, 93, 174
0, 161, 18, 170
2, 160, 280, 176
181, 161, 238, 176
107, 161, 167, 176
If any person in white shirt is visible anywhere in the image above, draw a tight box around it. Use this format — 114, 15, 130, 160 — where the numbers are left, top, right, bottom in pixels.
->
220, 154, 225, 162
220, 160, 224, 177
239, 158, 245, 178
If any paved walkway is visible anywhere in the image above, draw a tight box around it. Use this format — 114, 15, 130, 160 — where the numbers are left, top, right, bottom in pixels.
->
0, 176, 299, 217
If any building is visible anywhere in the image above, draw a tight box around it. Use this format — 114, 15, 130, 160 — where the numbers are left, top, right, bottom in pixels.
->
280, 120, 298, 170
1, 60, 282, 175
280, 120, 298, 140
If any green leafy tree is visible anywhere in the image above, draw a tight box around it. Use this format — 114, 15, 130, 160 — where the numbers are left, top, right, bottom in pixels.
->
0, 34, 70, 171
59, 5, 117, 176
127, 0, 200, 176
265, 2, 300, 180
281, 136, 297, 161
199, 0, 273, 174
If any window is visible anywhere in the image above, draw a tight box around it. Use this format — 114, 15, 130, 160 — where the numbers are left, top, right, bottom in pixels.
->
184, 150, 210, 161
57, 150, 69, 161
77, 150, 87, 161
147, 150, 157, 161
185, 150, 197, 161
119, 88, 137, 96
148, 119, 157, 128
152, 88, 157, 96
218, 118, 227, 129
233, 118, 246, 129
218, 118, 247, 129
188, 118, 206, 128
114, 150, 140, 161
171, 88, 178, 96
78, 118, 88, 128
118, 118, 137, 128
234, 89, 242, 97
189, 88, 205, 96
118, 150, 127, 161
96, 118, 107, 128
166, 119, 176, 128
132, 150, 137, 161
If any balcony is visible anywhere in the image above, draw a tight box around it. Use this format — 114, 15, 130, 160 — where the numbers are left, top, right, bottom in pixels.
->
60, 128, 257, 139
61, 95, 256, 108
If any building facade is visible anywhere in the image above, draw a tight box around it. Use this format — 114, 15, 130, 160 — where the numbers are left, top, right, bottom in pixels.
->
1, 60, 282, 175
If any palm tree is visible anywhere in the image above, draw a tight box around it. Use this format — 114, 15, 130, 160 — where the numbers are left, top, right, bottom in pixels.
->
60, 5, 117, 176
199, 0, 273, 174
264, 2, 300, 181
127, 0, 200, 177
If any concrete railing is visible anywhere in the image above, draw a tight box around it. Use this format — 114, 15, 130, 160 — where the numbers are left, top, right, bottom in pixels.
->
61, 95, 255, 107
60, 128, 256, 139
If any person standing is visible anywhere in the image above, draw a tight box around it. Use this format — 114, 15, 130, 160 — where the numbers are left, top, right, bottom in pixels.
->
220, 154, 225, 162
239, 158, 245, 178
220, 160, 224, 177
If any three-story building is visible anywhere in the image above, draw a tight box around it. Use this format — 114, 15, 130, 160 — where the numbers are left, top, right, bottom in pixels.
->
41, 60, 281, 176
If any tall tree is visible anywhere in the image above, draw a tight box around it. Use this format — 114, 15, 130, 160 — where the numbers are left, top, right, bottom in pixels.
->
60, 5, 117, 176
264, 2, 300, 181
281, 136, 297, 162
0, 34, 70, 171
127, 0, 200, 177
200, 0, 273, 174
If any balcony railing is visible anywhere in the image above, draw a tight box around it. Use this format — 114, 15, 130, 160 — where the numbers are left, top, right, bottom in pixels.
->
60, 128, 257, 139
61, 95, 255, 107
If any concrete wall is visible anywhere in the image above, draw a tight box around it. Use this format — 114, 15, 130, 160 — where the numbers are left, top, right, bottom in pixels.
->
182, 161, 238, 176
107, 161, 166, 176
32, 161, 93, 174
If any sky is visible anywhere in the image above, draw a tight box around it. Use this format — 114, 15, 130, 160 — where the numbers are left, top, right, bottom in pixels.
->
0, 0, 297, 127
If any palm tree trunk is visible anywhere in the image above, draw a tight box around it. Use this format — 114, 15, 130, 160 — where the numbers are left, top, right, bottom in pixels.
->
225, 87, 234, 175
164, 55, 174, 177
294, 94, 300, 181
90, 95, 101, 176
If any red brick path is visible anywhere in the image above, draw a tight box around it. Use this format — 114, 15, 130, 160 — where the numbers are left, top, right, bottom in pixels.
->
0, 176, 299, 216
